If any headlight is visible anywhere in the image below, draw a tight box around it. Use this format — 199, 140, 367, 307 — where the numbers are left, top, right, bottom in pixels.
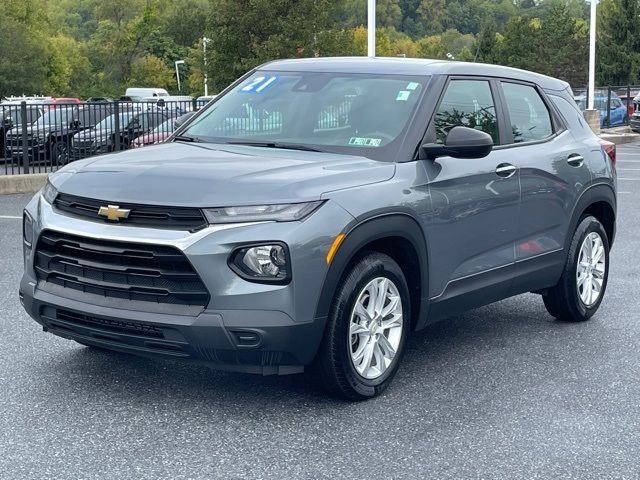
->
23, 211, 34, 247
229, 243, 290, 283
42, 180, 58, 204
203, 201, 323, 224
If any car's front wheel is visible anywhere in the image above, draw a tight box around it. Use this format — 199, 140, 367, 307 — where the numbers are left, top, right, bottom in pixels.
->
315, 252, 410, 400
543, 216, 610, 322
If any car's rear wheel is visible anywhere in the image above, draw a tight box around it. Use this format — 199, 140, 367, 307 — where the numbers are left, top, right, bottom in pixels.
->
314, 251, 410, 400
543, 216, 609, 322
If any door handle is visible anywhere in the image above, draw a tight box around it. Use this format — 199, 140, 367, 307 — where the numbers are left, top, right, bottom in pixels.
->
567, 153, 584, 167
495, 163, 517, 178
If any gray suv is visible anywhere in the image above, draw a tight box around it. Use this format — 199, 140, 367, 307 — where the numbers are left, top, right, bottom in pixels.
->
20, 58, 617, 400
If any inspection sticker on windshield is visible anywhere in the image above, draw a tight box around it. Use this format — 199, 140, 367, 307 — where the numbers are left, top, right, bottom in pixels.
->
349, 137, 382, 147
406, 82, 420, 90
396, 90, 411, 101
240, 75, 279, 93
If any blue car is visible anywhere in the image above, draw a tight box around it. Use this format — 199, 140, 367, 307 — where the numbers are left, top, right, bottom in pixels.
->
574, 91, 628, 127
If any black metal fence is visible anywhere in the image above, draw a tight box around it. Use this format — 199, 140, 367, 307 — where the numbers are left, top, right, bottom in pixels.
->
1, 98, 209, 175
574, 85, 640, 128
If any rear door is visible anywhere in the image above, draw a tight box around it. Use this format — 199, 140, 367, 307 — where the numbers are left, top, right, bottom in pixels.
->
422, 77, 521, 301
496, 80, 591, 289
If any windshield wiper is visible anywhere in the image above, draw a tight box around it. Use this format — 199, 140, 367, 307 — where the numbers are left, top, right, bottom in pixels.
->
173, 134, 203, 143
224, 141, 323, 152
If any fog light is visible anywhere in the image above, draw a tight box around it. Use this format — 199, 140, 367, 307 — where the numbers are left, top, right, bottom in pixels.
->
229, 244, 290, 283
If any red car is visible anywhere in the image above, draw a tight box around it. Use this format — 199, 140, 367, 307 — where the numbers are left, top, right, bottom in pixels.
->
131, 112, 195, 148
131, 118, 174, 148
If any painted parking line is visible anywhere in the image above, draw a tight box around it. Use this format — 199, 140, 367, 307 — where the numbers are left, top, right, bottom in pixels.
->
0, 215, 21, 219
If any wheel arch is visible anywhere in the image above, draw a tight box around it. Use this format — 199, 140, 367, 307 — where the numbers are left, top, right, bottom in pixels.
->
567, 183, 616, 250
314, 213, 430, 331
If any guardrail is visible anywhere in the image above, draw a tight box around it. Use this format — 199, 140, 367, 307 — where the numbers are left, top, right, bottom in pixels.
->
1, 98, 210, 175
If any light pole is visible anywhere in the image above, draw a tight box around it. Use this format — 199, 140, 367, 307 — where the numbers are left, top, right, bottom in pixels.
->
174, 60, 185, 92
588, 0, 597, 110
203, 37, 211, 97
367, 0, 375, 57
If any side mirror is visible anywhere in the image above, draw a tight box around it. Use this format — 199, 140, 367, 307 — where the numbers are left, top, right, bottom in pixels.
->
69, 119, 81, 130
420, 126, 493, 160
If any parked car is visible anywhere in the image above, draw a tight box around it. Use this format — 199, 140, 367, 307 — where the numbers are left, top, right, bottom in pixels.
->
21, 58, 616, 400
5, 106, 78, 163
125, 87, 169, 98
574, 90, 628, 127
86, 97, 114, 103
628, 91, 640, 132
618, 94, 635, 118
131, 118, 174, 148
142, 96, 193, 115
5, 104, 111, 165
131, 112, 195, 148
71, 110, 168, 158
196, 95, 217, 107
1, 101, 44, 160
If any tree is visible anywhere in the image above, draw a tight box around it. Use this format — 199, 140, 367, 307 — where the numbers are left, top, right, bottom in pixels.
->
597, 0, 640, 85
203, 0, 344, 92
0, 0, 50, 96
128, 55, 174, 89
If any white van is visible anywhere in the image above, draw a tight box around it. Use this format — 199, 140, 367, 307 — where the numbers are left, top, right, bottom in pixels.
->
124, 88, 169, 98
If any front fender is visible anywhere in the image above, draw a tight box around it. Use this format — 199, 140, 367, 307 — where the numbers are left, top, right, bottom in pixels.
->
313, 213, 430, 330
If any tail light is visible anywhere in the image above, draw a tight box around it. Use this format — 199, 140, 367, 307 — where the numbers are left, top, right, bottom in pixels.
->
599, 139, 616, 165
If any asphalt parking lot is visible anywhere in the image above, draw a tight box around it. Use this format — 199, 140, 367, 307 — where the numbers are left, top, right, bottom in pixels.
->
1, 145, 639, 480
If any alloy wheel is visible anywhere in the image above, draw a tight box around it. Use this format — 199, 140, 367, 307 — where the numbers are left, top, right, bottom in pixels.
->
576, 232, 606, 306
349, 277, 404, 380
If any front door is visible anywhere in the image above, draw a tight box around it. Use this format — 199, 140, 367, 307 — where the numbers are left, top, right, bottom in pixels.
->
421, 78, 521, 301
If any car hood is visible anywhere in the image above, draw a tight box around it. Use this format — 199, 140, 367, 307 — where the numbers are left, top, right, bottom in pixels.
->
50, 142, 395, 206
73, 128, 111, 141
7, 124, 58, 136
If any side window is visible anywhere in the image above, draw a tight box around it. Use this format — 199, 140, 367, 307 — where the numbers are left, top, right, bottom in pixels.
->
434, 79, 499, 144
502, 82, 553, 143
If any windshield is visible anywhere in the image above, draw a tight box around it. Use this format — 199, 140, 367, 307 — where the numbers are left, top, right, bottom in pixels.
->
96, 112, 135, 130
35, 108, 74, 127
185, 71, 427, 160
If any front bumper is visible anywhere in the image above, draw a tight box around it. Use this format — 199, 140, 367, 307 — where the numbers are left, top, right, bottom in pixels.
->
20, 192, 354, 374
71, 143, 111, 159
630, 117, 640, 132
20, 277, 321, 375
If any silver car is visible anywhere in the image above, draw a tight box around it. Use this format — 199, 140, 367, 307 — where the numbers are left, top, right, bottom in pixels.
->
20, 58, 617, 400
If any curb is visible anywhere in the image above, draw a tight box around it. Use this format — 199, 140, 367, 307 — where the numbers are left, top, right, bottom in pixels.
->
0, 173, 48, 195
599, 133, 640, 145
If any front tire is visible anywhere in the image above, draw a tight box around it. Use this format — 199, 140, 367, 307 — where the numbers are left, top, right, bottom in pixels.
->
315, 252, 410, 400
543, 216, 610, 322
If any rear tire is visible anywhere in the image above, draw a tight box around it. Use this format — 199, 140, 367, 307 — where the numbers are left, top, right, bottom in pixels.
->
543, 216, 609, 322
314, 251, 410, 401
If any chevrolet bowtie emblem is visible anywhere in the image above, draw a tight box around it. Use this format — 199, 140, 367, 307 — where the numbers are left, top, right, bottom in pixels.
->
98, 205, 131, 222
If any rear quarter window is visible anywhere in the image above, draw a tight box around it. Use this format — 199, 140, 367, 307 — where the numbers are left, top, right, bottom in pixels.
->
548, 94, 592, 136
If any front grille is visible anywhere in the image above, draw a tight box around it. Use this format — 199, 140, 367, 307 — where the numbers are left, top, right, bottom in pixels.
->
6, 134, 38, 150
54, 308, 164, 338
54, 193, 208, 231
35, 230, 210, 308
72, 140, 94, 149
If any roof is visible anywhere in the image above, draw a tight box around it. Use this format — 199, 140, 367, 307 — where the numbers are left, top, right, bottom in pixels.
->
259, 57, 570, 92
